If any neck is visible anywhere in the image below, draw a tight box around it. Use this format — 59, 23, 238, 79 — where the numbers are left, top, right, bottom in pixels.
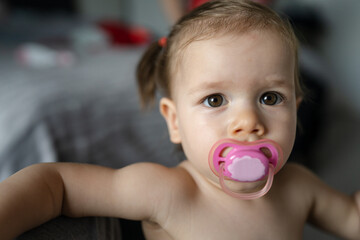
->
179, 160, 269, 200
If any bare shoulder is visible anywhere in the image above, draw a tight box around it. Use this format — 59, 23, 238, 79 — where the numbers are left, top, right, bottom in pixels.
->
111, 162, 196, 220
273, 163, 323, 202
274, 162, 346, 207
278, 165, 359, 238
115, 162, 195, 192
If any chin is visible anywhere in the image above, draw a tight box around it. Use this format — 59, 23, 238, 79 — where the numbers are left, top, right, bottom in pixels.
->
221, 178, 268, 193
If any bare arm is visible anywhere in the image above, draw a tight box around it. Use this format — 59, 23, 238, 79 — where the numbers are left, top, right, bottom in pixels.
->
0, 162, 169, 239
0, 164, 65, 239
304, 167, 360, 239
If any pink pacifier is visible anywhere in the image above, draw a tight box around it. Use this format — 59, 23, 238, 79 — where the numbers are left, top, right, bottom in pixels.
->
208, 138, 283, 200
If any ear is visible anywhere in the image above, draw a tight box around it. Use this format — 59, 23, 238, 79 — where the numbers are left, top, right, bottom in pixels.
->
159, 97, 181, 144
296, 97, 303, 110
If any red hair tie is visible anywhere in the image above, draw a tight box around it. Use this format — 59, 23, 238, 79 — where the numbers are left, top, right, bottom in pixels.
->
158, 37, 167, 47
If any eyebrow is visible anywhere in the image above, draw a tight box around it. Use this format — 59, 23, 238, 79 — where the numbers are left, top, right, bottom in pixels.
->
188, 80, 229, 95
187, 76, 292, 96
264, 76, 292, 87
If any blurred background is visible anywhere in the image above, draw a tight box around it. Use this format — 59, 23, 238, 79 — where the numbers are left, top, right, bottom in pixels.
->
0, 0, 359, 239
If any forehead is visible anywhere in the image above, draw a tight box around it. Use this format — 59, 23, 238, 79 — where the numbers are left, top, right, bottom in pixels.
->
171, 30, 295, 95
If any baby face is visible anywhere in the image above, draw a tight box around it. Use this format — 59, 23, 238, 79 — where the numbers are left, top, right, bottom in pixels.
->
161, 30, 298, 188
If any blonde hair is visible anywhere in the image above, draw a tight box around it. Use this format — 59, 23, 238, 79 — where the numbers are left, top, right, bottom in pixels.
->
137, 0, 302, 108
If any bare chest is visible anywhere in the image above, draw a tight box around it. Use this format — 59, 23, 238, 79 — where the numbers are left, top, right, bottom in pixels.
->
143, 197, 307, 240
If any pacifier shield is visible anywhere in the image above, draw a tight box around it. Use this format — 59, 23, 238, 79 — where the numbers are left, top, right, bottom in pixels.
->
209, 138, 283, 182
208, 138, 284, 200
228, 156, 266, 182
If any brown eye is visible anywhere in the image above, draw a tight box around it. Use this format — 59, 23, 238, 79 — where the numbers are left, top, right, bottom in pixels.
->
204, 94, 225, 107
260, 92, 283, 105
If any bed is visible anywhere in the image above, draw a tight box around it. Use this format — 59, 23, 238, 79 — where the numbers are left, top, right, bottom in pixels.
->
0, 46, 184, 179
0, 41, 186, 239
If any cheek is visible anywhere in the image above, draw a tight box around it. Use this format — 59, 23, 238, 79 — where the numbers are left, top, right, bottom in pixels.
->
180, 116, 212, 150
177, 109, 221, 161
270, 110, 297, 161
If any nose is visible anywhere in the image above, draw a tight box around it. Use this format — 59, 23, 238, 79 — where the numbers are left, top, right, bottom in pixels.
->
228, 109, 265, 138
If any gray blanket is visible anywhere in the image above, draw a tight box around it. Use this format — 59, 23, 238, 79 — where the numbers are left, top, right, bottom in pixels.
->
0, 47, 182, 181
1, 47, 184, 239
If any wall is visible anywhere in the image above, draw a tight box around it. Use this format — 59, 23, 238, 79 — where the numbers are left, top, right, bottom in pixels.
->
77, 0, 122, 20
277, 0, 360, 114
123, 0, 170, 36
322, 0, 360, 113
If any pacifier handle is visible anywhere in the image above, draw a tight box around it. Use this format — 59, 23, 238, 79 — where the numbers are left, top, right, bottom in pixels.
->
219, 162, 275, 200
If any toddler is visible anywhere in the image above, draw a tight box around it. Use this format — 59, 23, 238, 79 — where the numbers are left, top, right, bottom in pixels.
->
1, 1, 360, 239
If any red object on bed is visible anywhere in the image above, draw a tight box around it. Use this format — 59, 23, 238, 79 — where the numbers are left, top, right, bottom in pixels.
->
98, 20, 152, 46
188, 0, 209, 10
